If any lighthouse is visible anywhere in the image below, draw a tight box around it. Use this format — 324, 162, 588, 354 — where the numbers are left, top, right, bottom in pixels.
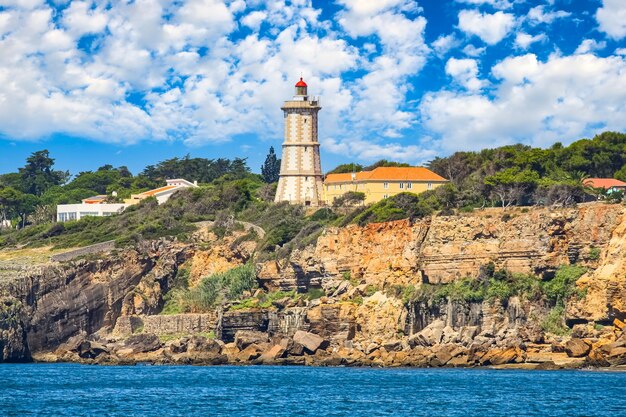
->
274, 78, 324, 206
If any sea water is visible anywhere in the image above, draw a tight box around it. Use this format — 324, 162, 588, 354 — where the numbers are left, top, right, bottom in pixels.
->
1, 364, 625, 416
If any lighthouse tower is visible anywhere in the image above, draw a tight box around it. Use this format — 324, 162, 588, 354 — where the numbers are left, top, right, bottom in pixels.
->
274, 78, 324, 206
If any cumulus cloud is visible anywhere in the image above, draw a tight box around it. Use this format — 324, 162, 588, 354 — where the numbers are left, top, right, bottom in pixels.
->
596, 0, 626, 39
420, 54, 626, 151
574, 39, 607, 55
0, 0, 433, 162
455, 0, 513, 10
514, 32, 546, 50
458, 10, 516, 45
445, 58, 485, 91
432, 34, 460, 57
526, 5, 570, 25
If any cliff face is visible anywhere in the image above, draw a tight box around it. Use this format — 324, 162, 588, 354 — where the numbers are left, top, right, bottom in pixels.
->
1, 203, 626, 368
261, 204, 622, 289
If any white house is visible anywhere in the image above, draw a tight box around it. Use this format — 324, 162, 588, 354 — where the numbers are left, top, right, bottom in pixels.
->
56, 178, 198, 222
56, 202, 128, 222
124, 179, 198, 205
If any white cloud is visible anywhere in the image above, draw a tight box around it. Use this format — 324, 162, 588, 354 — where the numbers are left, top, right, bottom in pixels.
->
596, 0, 626, 39
458, 10, 516, 45
514, 32, 546, 50
455, 0, 513, 10
462, 44, 486, 57
241, 10, 267, 30
432, 33, 459, 57
574, 39, 607, 55
526, 6, 570, 25
445, 58, 485, 91
616, 48, 626, 56
421, 54, 626, 151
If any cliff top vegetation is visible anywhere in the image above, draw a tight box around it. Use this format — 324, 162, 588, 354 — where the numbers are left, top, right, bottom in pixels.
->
0, 131, 625, 255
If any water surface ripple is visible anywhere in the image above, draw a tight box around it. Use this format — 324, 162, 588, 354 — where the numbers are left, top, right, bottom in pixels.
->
1, 364, 625, 416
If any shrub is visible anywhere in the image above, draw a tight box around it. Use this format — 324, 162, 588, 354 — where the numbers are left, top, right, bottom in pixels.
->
306, 288, 325, 300
542, 265, 587, 306
541, 305, 571, 336
168, 263, 256, 313
588, 246, 600, 261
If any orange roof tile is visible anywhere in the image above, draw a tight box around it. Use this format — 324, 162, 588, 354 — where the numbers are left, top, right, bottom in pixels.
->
324, 172, 371, 183
139, 185, 178, 197
584, 178, 626, 189
324, 167, 447, 183
82, 195, 107, 204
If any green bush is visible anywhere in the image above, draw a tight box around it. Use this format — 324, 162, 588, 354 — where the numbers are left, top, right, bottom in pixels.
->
167, 263, 256, 313
306, 288, 325, 300
542, 265, 587, 305
588, 246, 601, 261
541, 305, 571, 336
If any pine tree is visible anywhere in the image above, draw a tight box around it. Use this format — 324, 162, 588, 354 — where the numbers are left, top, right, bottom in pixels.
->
261, 146, 281, 183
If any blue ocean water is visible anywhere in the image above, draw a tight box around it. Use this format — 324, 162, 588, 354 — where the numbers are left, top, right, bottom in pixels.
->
1, 364, 625, 416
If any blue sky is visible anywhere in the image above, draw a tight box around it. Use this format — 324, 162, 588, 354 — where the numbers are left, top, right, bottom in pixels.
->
0, 0, 625, 176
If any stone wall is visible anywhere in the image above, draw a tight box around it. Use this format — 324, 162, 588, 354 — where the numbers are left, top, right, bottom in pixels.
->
113, 313, 219, 337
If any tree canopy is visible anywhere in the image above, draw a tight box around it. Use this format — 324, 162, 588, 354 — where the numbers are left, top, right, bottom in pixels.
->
261, 147, 281, 183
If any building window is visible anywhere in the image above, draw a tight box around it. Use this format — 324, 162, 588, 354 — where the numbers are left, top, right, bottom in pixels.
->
383, 194, 388, 199
68, 213, 77, 221
58, 213, 67, 222
334, 185, 337, 190
407, 183, 412, 189
428, 182, 432, 190
399, 183, 404, 189
383, 182, 388, 189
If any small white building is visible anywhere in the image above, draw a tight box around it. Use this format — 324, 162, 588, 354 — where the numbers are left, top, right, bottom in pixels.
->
56, 178, 198, 222
125, 179, 198, 205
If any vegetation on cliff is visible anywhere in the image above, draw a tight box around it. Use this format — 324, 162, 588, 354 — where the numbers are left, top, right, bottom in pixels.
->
1, 132, 626, 258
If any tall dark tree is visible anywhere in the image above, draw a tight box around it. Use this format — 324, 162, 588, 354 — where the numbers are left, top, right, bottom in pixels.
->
19, 150, 69, 196
261, 146, 281, 183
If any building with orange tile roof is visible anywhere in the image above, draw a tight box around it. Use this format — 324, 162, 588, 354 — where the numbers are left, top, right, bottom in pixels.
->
323, 166, 448, 205
124, 179, 198, 205
57, 178, 198, 222
583, 178, 626, 194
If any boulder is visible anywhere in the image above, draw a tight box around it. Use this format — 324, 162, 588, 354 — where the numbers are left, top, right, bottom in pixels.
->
409, 320, 445, 347
77, 341, 109, 359
260, 345, 286, 362
607, 347, 626, 366
293, 330, 326, 354
236, 344, 263, 362
124, 333, 162, 353
288, 342, 305, 356
234, 330, 269, 351
565, 338, 591, 358
187, 336, 222, 354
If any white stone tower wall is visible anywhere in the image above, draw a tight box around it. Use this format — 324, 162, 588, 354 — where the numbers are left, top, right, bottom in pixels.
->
275, 82, 324, 206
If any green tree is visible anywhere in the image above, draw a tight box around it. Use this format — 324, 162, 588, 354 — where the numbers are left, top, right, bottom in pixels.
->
327, 162, 364, 175
19, 150, 69, 196
261, 146, 281, 183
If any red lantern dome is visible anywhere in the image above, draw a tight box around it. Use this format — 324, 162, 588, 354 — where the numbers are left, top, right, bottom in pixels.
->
295, 77, 307, 87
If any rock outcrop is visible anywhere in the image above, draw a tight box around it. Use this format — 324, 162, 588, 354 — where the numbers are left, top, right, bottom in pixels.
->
3, 203, 626, 369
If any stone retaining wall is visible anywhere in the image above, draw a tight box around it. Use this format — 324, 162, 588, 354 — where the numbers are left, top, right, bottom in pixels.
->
113, 313, 219, 337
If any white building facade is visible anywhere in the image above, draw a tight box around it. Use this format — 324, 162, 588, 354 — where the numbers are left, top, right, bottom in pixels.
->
56, 203, 128, 222
56, 178, 198, 222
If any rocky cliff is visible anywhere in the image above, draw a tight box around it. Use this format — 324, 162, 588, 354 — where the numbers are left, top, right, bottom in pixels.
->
1, 203, 626, 368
